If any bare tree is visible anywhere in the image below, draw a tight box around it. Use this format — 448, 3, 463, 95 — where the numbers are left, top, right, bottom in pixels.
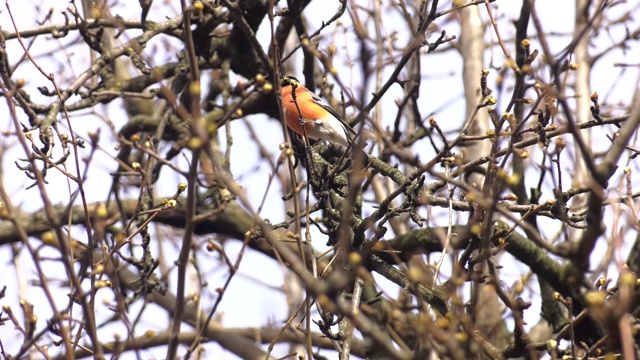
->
1, 0, 640, 359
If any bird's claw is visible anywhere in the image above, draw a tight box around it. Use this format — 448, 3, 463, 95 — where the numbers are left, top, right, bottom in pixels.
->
305, 145, 314, 155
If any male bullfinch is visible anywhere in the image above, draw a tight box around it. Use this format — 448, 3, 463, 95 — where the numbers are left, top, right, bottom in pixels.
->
280, 76, 355, 148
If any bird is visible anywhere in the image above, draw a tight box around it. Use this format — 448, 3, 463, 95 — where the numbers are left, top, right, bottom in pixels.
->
280, 76, 356, 148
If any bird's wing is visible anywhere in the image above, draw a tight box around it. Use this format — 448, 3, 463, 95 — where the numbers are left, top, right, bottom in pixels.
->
308, 91, 357, 136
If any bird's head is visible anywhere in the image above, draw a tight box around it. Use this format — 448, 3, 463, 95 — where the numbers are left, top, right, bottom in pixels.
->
280, 76, 300, 88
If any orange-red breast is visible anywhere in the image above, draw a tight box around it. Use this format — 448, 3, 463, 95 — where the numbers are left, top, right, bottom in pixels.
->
280, 76, 355, 147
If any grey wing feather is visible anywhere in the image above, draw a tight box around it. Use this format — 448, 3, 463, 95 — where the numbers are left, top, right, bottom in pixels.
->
310, 93, 357, 136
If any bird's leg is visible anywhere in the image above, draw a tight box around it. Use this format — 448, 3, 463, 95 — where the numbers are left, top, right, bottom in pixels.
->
292, 133, 319, 178
303, 143, 321, 178
300, 120, 314, 156
305, 143, 314, 155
